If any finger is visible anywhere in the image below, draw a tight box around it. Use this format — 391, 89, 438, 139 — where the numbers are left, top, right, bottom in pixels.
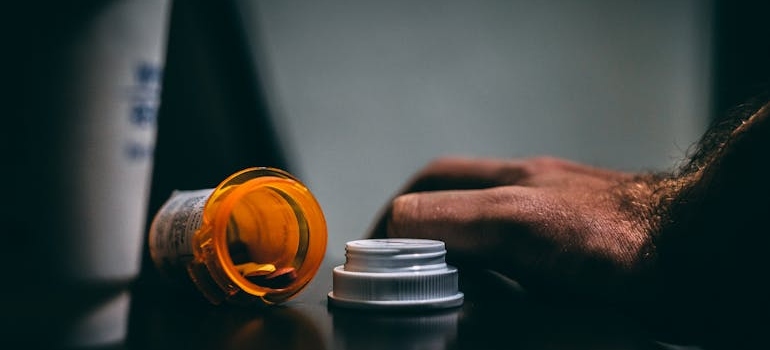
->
401, 156, 528, 193
386, 186, 553, 269
366, 156, 631, 239
367, 156, 515, 239
401, 156, 633, 194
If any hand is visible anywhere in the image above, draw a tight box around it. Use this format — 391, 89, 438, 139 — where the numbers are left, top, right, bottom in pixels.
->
368, 156, 660, 305
366, 100, 770, 348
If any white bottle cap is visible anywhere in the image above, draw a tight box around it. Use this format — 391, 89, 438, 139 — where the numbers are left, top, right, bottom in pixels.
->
328, 238, 464, 310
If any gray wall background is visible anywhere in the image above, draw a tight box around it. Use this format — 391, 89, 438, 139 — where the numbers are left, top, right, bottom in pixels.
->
236, 0, 712, 257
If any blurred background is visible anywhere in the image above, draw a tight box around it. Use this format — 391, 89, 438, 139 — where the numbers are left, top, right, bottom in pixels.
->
148, 0, 769, 260
7, 0, 770, 346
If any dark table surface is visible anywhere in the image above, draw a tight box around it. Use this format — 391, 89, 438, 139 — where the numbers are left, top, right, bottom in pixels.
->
125, 257, 699, 350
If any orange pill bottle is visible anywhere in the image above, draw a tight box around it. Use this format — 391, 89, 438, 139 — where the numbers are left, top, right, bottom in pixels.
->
148, 167, 327, 305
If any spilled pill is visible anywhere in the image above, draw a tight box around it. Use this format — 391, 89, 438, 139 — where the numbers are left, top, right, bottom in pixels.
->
247, 267, 297, 289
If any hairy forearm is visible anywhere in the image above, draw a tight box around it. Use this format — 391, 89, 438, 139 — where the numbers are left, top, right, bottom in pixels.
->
651, 100, 770, 346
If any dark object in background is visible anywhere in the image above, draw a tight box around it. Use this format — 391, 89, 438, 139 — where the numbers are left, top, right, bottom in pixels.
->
138, 0, 289, 288
711, 0, 770, 121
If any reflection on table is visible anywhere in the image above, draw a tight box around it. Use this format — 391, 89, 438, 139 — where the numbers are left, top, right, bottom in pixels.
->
125, 259, 700, 350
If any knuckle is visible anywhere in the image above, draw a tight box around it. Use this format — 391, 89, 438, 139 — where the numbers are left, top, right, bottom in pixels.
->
424, 156, 464, 171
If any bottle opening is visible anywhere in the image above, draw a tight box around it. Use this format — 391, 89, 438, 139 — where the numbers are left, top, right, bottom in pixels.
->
190, 167, 327, 305
219, 182, 310, 295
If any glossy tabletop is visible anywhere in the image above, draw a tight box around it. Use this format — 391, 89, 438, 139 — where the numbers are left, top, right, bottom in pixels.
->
126, 257, 695, 350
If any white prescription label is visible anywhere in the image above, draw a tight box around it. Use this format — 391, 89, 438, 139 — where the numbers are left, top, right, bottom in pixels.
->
149, 188, 214, 278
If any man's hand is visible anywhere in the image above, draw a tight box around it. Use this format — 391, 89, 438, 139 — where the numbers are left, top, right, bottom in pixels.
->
368, 156, 660, 304
367, 99, 770, 348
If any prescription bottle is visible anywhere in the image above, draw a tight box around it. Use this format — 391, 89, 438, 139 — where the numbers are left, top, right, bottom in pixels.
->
148, 167, 327, 305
